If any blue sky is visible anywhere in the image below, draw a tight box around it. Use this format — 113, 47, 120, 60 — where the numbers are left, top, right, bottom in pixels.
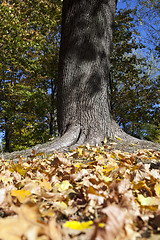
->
117, 0, 160, 76
0, 132, 4, 144
117, 0, 160, 50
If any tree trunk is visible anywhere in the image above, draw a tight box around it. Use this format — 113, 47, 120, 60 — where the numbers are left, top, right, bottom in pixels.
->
37, 0, 138, 153
57, 0, 123, 146
49, 78, 55, 136
4, 117, 10, 152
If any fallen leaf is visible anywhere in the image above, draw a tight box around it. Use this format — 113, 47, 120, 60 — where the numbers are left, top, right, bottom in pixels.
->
137, 194, 160, 206
115, 136, 122, 141
55, 180, 72, 192
154, 182, 160, 197
39, 178, 52, 191
63, 220, 93, 230
92, 205, 125, 240
8, 163, 27, 176
10, 189, 31, 203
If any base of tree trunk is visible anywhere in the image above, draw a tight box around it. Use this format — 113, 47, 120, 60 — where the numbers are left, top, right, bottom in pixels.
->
32, 120, 159, 155
2, 124, 160, 162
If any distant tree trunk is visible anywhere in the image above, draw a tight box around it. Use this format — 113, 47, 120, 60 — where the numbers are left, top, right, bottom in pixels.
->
4, 117, 10, 152
49, 78, 55, 136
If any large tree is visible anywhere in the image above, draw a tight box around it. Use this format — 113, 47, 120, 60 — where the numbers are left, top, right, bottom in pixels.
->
40, 0, 140, 153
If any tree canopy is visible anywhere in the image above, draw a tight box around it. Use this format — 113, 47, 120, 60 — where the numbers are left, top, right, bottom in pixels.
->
0, 0, 62, 151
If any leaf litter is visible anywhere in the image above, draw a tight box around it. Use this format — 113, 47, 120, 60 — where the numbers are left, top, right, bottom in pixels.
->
0, 143, 160, 240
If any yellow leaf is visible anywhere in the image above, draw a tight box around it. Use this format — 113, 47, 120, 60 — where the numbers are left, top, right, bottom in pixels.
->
10, 189, 31, 203
130, 143, 136, 146
155, 182, 160, 197
137, 194, 160, 206
115, 136, 122, 141
104, 137, 107, 144
77, 148, 83, 155
86, 143, 90, 149
103, 165, 117, 175
100, 175, 112, 183
88, 186, 97, 195
111, 154, 116, 159
75, 163, 82, 168
63, 220, 93, 230
98, 223, 105, 228
55, 180, 72, 192
133, 181, 148, 191
9, 163, 27, 176
39, 178, 52, 191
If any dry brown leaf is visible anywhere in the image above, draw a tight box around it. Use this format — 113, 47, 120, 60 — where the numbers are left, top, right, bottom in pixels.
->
48, 217, 62, 240
92, 205, 125, 240
1, 146, 160, 240
0, 202, 63, 240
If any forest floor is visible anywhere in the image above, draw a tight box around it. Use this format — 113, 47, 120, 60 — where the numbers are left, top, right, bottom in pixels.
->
0, 138, 160, 240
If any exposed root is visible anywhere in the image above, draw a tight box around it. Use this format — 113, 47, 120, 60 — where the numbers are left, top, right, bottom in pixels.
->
35, 124, 81, 155
111, 119, 140, 143
68, 120, 160, 152
70, 120, 140, 149
2, 122, 160, 161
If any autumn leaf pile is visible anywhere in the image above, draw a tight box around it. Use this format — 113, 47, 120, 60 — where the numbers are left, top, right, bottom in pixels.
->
0, 143, 160, 240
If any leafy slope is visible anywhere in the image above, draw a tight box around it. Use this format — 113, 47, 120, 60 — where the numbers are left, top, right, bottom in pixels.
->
0, 143, 160, 240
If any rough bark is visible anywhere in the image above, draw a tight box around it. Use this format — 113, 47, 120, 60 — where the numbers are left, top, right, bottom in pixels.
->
57, 0, 118, 146
40, 0, 143, 152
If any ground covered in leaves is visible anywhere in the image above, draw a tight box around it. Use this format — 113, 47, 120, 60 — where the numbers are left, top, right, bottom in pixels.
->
0, 141, 160, 240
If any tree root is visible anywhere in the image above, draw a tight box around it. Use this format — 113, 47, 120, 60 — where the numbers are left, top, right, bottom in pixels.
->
1, 125, 81, 161
35, 124, 81, 154
2, 122, 160, 162
110, 119, 139, 143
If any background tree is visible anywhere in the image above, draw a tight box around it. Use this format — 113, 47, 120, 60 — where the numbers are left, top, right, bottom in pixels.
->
137, 0, 160, 50
122, 0, 160, 51
0, 0, 62, 151
110, 8, 160, 142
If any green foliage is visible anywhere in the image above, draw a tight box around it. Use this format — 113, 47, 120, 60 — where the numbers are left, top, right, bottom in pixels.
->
110, 8, 160, 141
0, 81, 50, 151
139, 123, 160, 143
0, 0, 62, 151
0, 0, 61, 73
